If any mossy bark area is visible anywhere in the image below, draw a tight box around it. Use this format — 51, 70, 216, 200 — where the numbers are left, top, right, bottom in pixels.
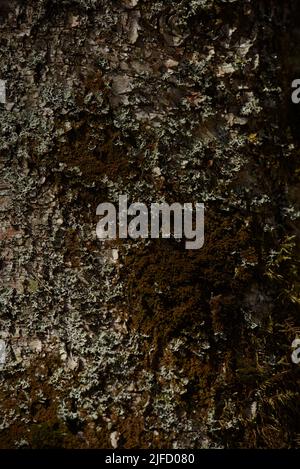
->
0, 0, 299, 448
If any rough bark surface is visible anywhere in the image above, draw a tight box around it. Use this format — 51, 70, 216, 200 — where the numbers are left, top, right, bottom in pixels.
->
0, 0, 299, 448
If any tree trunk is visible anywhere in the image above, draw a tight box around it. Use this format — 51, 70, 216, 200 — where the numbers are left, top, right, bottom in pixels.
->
0, 0, 299, 449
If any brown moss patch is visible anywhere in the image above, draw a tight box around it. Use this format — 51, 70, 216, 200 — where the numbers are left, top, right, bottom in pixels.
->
0, 354, 111, 449
121, 210, 256, 343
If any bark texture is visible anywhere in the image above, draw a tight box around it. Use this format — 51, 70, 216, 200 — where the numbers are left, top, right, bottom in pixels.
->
0, 0, 299, 448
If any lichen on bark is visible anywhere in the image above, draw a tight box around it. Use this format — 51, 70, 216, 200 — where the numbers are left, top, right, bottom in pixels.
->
0, 0, 299, 449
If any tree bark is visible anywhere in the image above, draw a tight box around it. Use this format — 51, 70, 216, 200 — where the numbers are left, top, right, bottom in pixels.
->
0, 0, 299, 449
